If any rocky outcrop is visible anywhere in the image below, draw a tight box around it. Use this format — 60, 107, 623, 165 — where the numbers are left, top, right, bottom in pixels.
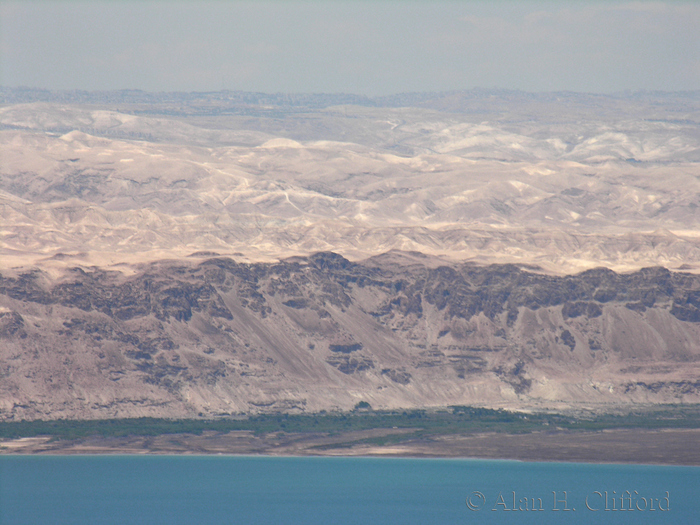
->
1, 252, 699, 420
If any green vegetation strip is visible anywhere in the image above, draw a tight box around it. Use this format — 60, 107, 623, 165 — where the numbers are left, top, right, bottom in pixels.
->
1, 405, 699, 442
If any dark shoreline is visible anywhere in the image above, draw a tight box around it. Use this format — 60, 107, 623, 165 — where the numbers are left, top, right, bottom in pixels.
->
3, 428, 699, 466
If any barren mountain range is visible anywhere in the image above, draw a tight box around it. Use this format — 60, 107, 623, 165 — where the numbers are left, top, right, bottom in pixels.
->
1, 89, 699, 420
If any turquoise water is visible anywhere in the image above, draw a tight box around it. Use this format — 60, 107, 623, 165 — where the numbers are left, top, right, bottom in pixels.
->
0, 455, 697, 524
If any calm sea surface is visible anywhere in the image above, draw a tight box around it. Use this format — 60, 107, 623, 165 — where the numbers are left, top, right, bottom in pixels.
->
1, 455, 698, 524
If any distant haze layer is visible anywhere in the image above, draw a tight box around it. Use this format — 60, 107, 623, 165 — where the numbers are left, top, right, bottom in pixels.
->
2, 2, 699, 94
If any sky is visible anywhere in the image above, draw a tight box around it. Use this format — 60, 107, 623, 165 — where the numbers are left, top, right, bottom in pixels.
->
1, 1, 698, 96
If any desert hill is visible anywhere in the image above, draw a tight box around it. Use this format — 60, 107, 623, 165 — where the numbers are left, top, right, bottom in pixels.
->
1, 89, 699, 420
1, 252, 699, 421
2, 89, 699, 274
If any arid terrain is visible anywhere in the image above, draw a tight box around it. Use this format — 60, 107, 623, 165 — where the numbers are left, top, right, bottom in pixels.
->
2, 89, 700, 274
1, 251, 700, 421
1, 88, 699, 423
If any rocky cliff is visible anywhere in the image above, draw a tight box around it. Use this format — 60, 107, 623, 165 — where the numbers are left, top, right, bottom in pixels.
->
1, 251, 699, 421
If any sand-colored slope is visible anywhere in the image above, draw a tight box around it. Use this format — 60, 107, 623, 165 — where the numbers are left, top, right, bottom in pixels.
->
2, 95, 700, 273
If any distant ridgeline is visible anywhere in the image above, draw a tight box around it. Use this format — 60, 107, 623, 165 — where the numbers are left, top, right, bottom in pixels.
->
3, 86, 698, 114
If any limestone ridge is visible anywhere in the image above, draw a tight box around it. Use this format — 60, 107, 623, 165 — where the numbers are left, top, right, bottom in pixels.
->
1, 252, 699, 421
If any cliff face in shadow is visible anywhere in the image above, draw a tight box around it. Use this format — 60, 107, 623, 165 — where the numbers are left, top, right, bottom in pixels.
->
1, 251, 699, 421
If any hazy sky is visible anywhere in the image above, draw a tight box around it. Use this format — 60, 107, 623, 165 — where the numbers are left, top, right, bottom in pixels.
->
1, 1, 698, 95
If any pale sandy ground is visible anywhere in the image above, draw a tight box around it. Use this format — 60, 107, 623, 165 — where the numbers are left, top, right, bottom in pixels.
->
3, 97, 700, 275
